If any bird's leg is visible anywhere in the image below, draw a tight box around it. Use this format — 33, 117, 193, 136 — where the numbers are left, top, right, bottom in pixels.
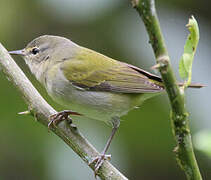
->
48, 110, 81, 129
89, 117, 120, 177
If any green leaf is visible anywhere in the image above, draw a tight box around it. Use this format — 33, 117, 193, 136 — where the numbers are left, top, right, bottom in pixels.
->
179, 16, 199, 87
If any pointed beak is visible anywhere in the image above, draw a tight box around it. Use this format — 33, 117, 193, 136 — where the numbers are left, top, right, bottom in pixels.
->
9, 49, 25, 56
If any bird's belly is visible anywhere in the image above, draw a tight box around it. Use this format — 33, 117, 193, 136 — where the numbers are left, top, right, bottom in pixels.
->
45, 69, 160, 123
49, 83, 133, 122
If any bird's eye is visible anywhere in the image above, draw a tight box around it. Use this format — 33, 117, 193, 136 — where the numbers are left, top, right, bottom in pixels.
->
31, 47, 40, 55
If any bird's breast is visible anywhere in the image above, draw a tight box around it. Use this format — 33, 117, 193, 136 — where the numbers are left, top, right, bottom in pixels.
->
43, 66, 160, 123
44, 67, 131, 122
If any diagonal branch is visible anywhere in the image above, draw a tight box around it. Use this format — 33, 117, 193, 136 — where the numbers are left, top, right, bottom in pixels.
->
0, 43, 128, 180
130, 0, 202, 179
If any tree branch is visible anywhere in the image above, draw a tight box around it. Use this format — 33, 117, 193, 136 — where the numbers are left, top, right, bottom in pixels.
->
0, 43, 128, 180
130, 0, 202, 179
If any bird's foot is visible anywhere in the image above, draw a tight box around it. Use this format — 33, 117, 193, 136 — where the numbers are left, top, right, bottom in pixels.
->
48, 110, 81, 129
89, 153, 111, 177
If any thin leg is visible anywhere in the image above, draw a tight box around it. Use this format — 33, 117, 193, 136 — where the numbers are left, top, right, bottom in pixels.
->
101, 127, 118, 155
90, 117, 120, 177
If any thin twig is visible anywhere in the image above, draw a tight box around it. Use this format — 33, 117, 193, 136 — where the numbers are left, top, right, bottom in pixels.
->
0, 43, 128, 180
130, 0, 202, 179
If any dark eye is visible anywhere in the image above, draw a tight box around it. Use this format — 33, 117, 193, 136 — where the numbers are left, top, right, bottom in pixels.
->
31, 47, 40, 55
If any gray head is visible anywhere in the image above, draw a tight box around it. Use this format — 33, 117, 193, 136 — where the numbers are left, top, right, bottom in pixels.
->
9, 35, 79, 80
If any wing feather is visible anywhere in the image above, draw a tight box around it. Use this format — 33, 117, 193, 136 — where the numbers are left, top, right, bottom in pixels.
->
61, 47, 164, 93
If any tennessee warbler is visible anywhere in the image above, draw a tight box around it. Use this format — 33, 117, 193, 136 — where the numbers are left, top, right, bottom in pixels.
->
9, 35, 203, 174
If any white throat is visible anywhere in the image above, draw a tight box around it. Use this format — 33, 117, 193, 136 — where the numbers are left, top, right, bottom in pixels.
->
24, 59, 45, 82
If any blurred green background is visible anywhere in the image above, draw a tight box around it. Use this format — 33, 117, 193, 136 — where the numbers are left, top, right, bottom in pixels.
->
0, 0, 210, 179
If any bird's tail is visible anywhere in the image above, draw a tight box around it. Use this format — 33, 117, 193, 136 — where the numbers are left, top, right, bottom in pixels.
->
178, 83, 205, 88
126, 64, 205, 89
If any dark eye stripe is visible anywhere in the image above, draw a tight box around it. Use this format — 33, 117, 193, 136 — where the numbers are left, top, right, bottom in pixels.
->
40, 46, 49, 52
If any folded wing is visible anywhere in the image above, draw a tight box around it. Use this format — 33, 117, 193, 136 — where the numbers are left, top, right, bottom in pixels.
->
61, 47, 164, 93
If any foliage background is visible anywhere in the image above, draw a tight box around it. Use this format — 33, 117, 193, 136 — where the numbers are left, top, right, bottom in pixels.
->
0, 0, 210, 179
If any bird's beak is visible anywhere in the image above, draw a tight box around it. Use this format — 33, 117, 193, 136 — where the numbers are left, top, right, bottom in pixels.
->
9, 49, 25, 56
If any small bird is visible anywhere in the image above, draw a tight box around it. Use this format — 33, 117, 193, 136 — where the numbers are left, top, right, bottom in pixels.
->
9, 35, 203, 175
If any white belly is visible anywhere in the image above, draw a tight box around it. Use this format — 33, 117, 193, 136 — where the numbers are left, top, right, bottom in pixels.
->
44, 69, 134, 123
44, 68, 160, 124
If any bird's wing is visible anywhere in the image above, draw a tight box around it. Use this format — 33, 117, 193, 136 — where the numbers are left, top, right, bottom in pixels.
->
61, 47, 163, 93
